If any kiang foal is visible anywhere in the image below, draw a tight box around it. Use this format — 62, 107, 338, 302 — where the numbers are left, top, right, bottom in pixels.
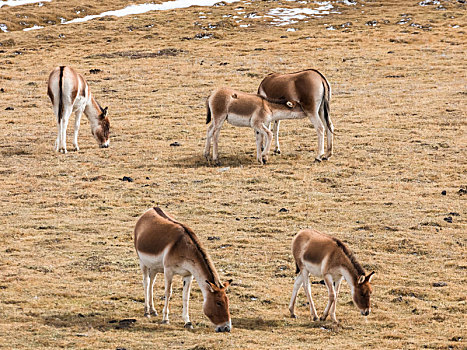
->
47, 66, 110, 153
134, 207, 232, 332
204, 87, 302, 165
290, 229, 375, 322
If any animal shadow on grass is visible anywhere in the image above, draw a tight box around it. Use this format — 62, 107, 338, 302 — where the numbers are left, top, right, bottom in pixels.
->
232, 317, 288, 331
173, 153, 256, 169
41, 312, 171, 333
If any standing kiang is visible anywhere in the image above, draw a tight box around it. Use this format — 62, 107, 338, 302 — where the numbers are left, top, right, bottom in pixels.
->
47, 66, 110, 153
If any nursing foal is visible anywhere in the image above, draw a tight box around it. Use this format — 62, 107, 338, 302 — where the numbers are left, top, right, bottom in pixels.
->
290, 229, 375, 322
47, 66, 110, 153
204, 87, 301, 165
134, 207, 232, 332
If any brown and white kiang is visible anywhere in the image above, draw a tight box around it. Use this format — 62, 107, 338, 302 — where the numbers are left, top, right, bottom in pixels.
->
47, 66, 110, 153
290, 229, 374, 322
134, 207, 232, 332
258, 69, 333, 162
204, 87, 302, 165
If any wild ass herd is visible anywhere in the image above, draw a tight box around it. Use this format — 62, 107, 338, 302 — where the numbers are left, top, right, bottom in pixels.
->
48, 66, 374, 332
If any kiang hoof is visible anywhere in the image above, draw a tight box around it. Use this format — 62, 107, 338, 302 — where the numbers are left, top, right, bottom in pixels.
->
144, 313, 151, 318
161, 320, 169, 325
290, 314, 298, 319
313, 316, 319, 322
274, 150, 281, 155
184, 322, 194, 329
319, 316, 327, 321
321, 156, 328, 161
314, 157, 322, 163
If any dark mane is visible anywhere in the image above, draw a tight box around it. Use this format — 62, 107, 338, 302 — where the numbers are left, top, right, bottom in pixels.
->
153, 207, 221, 287
332, 237, 365, 276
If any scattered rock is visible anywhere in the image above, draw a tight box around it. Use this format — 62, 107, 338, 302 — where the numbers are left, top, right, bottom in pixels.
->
449, 212, 460, 216
279, 208, 289, 213
116, 348, 128, 350
219, 244, 232, 249
89, 68, 102, 74
441, 190, 447, 195
122, 176, 134, 182
458, 188, 467, 195
218, 167, 230, 172
146, 176, 150, 180
5, 107, 14, 110
443, 217, 453, 223
450, 336, 462, 342
0, 88, 4, 92
170, 142, 181, 147
433, 282, 447, 287
207, 236, 220, 241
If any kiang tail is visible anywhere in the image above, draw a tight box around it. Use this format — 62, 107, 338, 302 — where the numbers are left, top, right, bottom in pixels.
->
58, 66, 65, 123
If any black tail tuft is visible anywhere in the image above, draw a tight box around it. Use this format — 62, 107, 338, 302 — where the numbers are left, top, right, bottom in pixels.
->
322, 81, 333, 134
58, 66, 65, 123
295, 263, 300, 274
206, 102, 212, 124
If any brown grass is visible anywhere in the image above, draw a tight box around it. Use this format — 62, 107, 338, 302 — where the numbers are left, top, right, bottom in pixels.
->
0, 0, 466, 349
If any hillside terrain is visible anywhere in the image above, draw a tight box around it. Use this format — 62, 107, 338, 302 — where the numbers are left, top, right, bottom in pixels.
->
0, 0, 466, 349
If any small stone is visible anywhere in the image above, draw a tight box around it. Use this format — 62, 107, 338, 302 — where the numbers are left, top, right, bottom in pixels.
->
89, 68, 102, 74
279, 208, 289, 213
5, 106, 14, 110
443, 217, 453, 223
0, 88, 4, 92
441, 190, 446, 195
450, 336, 462, 342
207, 236, 220, 241
122, 176, 134, 182
170, 142, 181, 147
433, 282, 447, 287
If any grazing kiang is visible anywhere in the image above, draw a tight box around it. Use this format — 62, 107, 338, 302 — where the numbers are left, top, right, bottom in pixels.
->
204, 87, 302, 165
134, 207, 232, 332
290, 229, 375, 323
47, 66, 110, 153
258, 69, 334, 162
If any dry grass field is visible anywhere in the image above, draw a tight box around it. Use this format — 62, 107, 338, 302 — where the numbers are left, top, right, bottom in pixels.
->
0, 0, 466, 349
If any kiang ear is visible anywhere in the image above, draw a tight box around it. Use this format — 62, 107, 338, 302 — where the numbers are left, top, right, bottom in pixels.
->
206, 280, 219, 293
102, 106, 108, 117
286, 101, 294, 108
358, 275, 366, 284
366, 271, 375, 283
223, 279, 233, 290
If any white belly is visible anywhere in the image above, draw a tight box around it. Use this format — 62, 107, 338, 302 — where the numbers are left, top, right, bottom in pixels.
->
137, 250, 191, 277
226, 114, 251, 127
303, 261, 323, 277
137, 251, 165, 273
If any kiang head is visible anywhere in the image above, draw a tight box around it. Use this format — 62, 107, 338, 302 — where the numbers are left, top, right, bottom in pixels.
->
93, 106, 110, 148
204, 279, 232, 332
353, 271, 375, 316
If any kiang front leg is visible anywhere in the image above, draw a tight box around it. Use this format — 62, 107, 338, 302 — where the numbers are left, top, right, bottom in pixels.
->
73, 109, 83, 151
321, 274, 337, 322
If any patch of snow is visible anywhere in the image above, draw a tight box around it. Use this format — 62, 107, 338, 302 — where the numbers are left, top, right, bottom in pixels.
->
23, 24, 44, 31
0, 0, 51, 7
64, 0, 240, 25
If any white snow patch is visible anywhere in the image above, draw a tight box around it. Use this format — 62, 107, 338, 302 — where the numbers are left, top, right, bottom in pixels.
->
23, 24, 44, 31
0, 0, 51, 8
64, 0, 239, 25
